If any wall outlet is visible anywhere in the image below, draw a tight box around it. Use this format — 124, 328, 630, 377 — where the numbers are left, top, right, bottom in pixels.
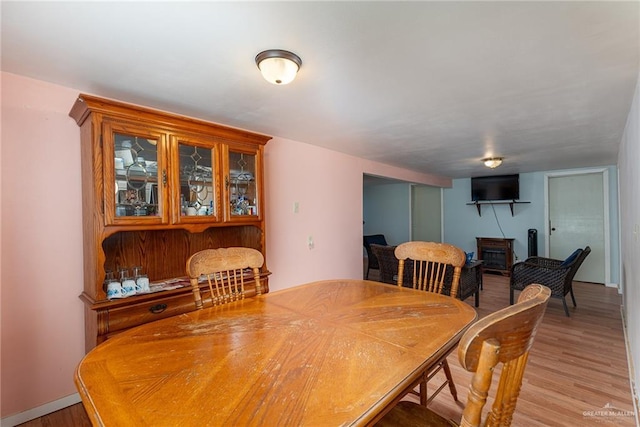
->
308, 235, 314, 249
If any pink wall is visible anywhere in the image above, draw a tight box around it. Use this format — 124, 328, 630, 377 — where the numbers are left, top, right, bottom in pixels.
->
264, 137, 450, 291
1, 73, 86, 416
0, 72, 451, 418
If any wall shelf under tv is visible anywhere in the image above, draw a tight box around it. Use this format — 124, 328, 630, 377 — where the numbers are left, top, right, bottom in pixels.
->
466, 201, 530, 217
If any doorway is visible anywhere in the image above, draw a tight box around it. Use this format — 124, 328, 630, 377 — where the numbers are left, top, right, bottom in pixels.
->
545, 169, 609, 284
411, 185, 442, 242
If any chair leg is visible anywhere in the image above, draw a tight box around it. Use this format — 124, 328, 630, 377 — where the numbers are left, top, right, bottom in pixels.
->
365, 266, 370, 280
562, 297, 571, 317
419, 378, 428, 406
510, 288, 515, 305
416, 358, 458, 406
442, 359, 458, 402
570, 287, 577, 307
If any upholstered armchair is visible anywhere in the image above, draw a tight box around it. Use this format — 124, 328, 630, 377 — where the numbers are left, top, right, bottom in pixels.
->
510, 246, 591, 316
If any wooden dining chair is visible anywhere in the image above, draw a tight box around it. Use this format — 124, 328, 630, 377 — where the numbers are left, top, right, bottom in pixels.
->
376, 284, 551, 427
186, 247, 264, 309
394, 241, 467, 406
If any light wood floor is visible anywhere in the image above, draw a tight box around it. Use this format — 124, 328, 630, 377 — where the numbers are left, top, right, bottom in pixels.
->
17, 402, 90, 427
20, 272, 636, 426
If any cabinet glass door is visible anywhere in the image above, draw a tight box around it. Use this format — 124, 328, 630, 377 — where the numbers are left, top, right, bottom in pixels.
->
114, 134, 159, 217
104, 122, 167, 225
228, 149, 259, 218
176, 138, 217, 221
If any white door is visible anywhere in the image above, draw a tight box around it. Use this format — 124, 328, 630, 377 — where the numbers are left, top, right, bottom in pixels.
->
547, 172, 606, 283
411, 185, 442, 242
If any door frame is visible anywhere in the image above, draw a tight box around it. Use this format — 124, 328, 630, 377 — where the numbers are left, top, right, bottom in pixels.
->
543, 168, 611, 286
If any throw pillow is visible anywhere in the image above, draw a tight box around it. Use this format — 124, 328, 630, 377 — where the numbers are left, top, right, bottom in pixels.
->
560, 249, 582, 267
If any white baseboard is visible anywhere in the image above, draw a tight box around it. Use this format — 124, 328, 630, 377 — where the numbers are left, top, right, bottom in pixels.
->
620, 307, 640, 426
1, 393, 81, 427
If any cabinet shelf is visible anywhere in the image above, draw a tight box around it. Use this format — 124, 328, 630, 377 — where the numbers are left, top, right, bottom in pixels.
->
466, 201, 530, 217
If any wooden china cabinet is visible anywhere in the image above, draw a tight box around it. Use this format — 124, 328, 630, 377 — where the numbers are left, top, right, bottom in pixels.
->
69, 94, 271, 351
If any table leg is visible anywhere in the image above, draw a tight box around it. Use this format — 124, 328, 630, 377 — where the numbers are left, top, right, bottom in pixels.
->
475, 267, 482, 307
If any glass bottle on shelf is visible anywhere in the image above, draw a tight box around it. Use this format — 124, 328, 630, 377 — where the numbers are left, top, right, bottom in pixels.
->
120, 268, 137, 297
103, 269, 113, 292
133, 266, 150, 293
105, 270, 123, 300
180, 194, 187, 216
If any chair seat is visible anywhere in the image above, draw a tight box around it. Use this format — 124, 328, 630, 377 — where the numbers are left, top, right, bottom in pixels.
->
376, 401, 458, 427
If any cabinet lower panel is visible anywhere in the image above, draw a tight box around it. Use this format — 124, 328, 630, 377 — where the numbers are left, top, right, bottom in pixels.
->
105, 292, 196, 335
85, 279, 267, 349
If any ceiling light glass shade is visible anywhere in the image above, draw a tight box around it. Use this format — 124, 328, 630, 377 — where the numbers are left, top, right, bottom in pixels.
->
483, 157, 503, 168
255, 49, 302, 85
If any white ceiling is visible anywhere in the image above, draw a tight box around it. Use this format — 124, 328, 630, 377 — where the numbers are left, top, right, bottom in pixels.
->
2, 1, 639, 179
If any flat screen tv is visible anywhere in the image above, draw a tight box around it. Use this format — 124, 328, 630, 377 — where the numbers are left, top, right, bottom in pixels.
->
471, 174, 520, 201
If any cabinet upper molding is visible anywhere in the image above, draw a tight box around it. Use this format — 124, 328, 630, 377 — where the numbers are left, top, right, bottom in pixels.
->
69, 94, 272, 146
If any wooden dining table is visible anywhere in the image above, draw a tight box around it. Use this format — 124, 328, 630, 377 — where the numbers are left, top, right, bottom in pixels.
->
75, 279, 477, 426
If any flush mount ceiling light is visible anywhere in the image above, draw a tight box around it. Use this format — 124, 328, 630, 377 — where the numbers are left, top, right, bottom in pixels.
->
483, 157, 503, 168
255, 49, 302, 85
